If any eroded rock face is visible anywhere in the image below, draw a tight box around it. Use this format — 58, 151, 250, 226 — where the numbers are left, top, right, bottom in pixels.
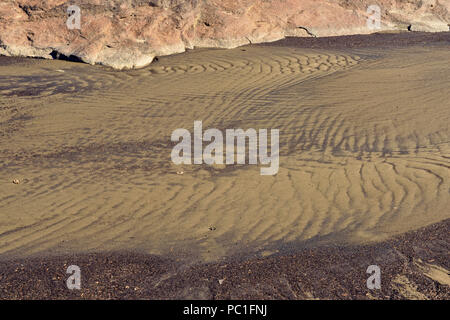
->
0, 0, 449, 69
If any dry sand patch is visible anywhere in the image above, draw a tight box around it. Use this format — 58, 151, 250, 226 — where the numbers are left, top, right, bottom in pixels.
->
0, 44, 449, 262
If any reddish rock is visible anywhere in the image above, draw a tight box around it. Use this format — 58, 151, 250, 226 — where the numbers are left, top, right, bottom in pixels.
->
0, 0, 448, 69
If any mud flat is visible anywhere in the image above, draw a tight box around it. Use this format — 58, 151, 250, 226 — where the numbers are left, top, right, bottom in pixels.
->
0, 32, 449, 298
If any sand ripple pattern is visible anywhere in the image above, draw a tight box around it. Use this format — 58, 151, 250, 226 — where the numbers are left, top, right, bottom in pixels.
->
0, 46, 448, 261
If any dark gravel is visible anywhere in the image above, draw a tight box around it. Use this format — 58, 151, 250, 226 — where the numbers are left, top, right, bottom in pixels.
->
0, 219, 448, 300
258, 31, 450, 49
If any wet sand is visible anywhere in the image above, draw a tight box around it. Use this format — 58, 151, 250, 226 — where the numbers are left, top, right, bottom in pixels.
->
0, 32, 449, 299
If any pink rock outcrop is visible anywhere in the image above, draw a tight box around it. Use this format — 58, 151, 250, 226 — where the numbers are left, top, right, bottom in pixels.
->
0, 0, 449, 69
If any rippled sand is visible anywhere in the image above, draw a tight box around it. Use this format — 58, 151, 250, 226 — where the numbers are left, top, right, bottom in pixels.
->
0, 44, 449, 262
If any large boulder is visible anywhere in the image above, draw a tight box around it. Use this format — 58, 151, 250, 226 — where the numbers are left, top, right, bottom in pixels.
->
0, 0, 448, 69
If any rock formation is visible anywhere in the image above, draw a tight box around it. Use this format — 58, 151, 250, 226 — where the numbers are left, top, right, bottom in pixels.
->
0, 0, 449, 69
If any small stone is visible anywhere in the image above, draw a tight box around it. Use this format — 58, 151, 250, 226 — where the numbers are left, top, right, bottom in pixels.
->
209, 226, 216, 231
12, 179, 20, 184
176, 171, 184, 175
218, 279, 225, 285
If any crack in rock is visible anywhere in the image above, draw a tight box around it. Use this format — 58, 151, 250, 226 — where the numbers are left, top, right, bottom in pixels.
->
297, 26, 317, 37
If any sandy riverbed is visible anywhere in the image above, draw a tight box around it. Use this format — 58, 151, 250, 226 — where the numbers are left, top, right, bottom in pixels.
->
0, 32, 449, 267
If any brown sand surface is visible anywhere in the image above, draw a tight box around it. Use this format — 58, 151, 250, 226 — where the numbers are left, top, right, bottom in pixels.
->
0, 33, 449, 267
